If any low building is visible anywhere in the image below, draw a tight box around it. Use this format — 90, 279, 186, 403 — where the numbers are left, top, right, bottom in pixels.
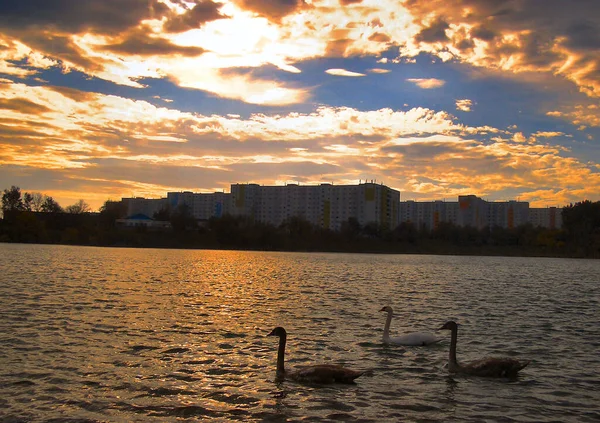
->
116, 213, 171, 230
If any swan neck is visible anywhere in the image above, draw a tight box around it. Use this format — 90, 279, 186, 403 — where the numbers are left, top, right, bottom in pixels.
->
449, 326, 458, 368
276, 334, 286, 373
383, 311, 392, 342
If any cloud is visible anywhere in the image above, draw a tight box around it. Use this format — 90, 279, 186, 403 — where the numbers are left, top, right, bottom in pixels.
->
325, 68, 366, 77
0, 97, 52, 115
163, 1, 226, 33
547, 104, 600, 128
368, 68, 391, 74
0, 0, 419, 104
455, 99, 473, 112
533, 131, 564, 138
2, 79, 597, 210
0, 0, 170, 33
232, 0, 307, 21
400, 0, 600, 98
101, 28, 207, 56
407, 78, 445, 89
414, 18, 449, 43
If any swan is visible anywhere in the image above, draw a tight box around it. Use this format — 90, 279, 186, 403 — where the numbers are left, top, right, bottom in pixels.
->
267, 327, 364, 384
439, 321, 530, 378
380, 306, 440, 346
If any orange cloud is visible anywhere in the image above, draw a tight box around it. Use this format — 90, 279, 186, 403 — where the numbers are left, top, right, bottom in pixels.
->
455, 99, 473, 112
407, 78, 446, 89
1, 78, 598, 209
400, 0, 600, 98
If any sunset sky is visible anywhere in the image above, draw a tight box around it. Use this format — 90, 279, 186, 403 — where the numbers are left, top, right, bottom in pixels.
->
1, 0, 599, 210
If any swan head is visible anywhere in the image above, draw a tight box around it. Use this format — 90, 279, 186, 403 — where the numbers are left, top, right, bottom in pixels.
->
380, 306, 393, 313
268, 326, 287, 338
439, 321, 458, 331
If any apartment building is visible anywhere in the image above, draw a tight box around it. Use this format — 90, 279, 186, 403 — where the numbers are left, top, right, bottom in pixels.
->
400, 200, 459, 230
230, 182, 400, 230
120, 185, 562, 231
529, 207, 563, 229
456, 195, 530, 229
167, 191, 230, 220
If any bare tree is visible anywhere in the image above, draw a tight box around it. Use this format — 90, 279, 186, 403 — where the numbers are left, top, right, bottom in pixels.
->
65, 199, 91, 214
30, 192, 45, 212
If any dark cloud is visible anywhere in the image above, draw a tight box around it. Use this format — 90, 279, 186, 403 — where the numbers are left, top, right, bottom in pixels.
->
0, 0, 169, 33
415, 18, 449, 43
381, 141, 472, 160
0, 97, 52, 115
0, 124, 52, 140
163, 1, 225, 33
471, 26, 497, 41
102, 29, 206, 57
234, 0, 307, 21
9, 31, 107, 72
325, 38, 353, 57
369, 32, 391, 43
564, 20, 600, 51
46, 86, 98, 103
81, 159, 231, 188
228, 161, 341, 180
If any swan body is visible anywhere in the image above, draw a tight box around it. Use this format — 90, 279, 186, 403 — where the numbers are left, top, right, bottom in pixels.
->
440, 321, 530, 378
380, 306, 440, 346
267, 327, 363, 384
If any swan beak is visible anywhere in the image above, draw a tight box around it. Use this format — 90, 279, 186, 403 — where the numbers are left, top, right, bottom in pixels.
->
267, 329, 276, 336
379, 307, 386, 312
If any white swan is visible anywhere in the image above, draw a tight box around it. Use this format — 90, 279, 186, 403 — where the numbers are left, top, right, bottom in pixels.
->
380, 306, 440, 346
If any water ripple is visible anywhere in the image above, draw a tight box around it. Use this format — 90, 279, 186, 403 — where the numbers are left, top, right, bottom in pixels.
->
0, 245, 599, 422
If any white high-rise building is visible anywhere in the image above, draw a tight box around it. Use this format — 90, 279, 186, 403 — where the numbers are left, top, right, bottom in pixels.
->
230, 182, 400, 230
487, 200, 530, 229
399, 200, 459, 230
529, 207, 562, 229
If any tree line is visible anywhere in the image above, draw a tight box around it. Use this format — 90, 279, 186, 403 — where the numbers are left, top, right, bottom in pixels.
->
1, 185, 599, 258
1, 186, 91, 215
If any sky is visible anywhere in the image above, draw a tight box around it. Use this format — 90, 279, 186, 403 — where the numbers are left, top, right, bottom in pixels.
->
0, 0, 599, 211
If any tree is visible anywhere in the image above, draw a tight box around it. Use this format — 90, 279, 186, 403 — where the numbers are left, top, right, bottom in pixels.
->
170, 204, 196, 232
65, 199, 91, 214
340, 217, 361, 241
98, 200, 127, 229
153, 206, 171, 221
40, 196, 63, 213
562, 200, 600, 256
2, 186, 25, 213
22, 192, 33, 211
30, 192, 45, 212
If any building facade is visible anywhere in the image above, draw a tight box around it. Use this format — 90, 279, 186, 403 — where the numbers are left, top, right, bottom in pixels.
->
455, 195, 530, 229
230, 182, 400, 230
529, 207, 563, 229
167, 191, 230, 220
400, 200, 459, 231
119, 186, 563, 231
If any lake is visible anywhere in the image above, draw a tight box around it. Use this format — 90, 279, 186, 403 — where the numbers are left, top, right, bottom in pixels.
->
1, 243, 599, 422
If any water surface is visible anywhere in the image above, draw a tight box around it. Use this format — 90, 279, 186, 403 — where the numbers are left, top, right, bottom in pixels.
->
1, 244, 599, 422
